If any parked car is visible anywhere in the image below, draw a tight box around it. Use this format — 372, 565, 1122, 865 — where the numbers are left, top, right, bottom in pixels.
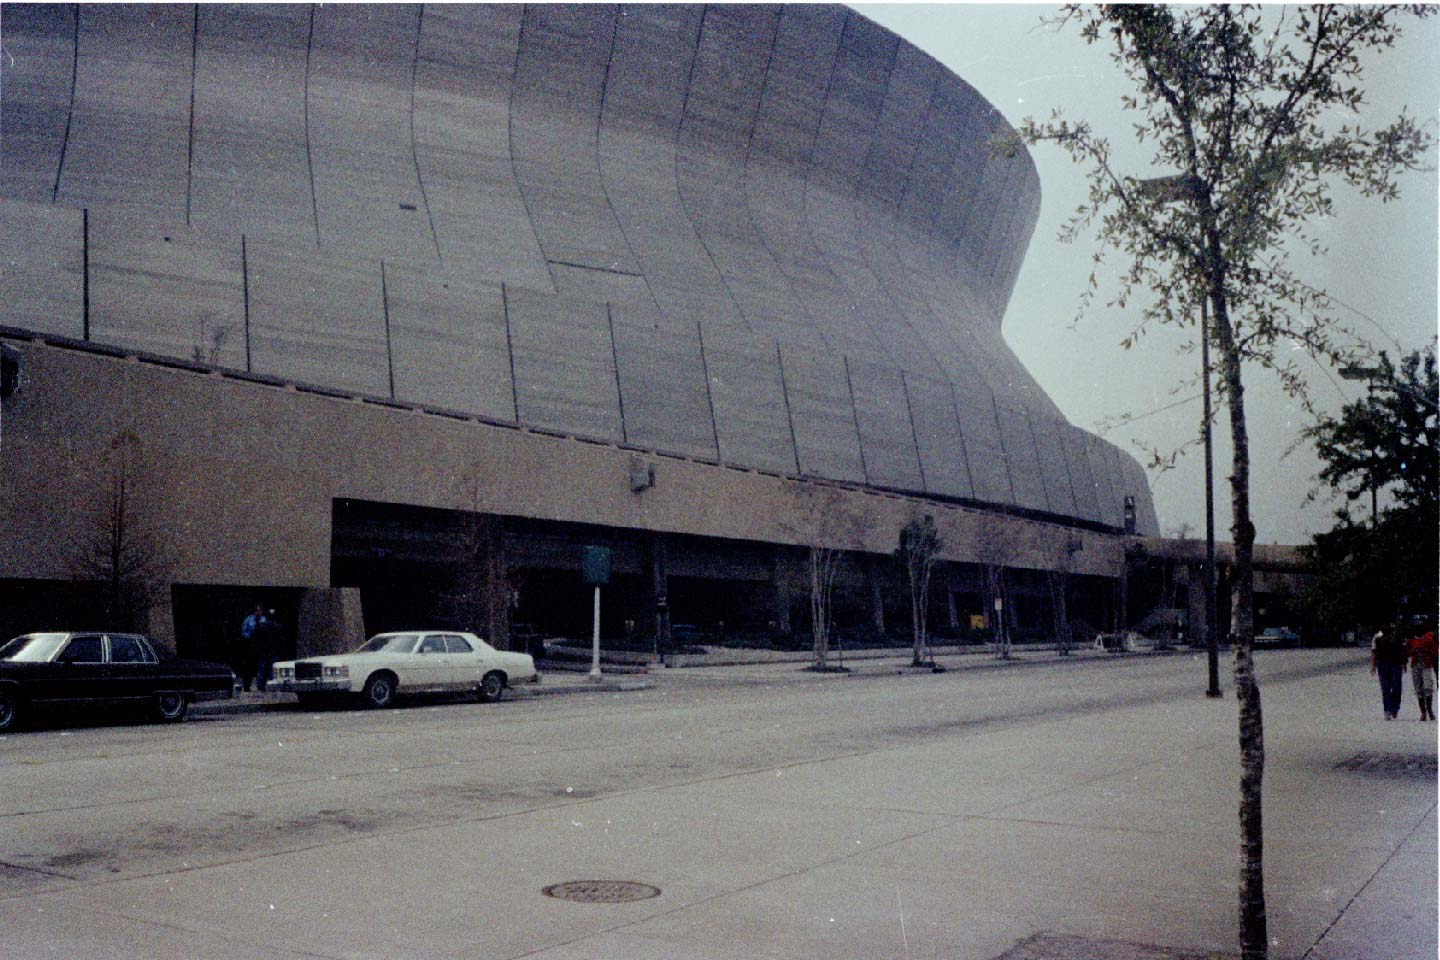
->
270, 631, 537, 709
1255, 626, 1300, 647
0, 632, 238, 733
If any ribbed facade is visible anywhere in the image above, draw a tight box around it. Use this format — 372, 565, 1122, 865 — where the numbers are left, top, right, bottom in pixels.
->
0, 3, 1158, 533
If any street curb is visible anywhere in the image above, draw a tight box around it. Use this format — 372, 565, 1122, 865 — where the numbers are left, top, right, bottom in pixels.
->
191, 678, 654, 717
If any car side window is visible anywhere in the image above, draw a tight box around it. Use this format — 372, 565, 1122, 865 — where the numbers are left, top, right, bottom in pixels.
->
58, 635, 104, 663
108, 636, 153, 663
418, 636, 447, 655
443, 635, 473, 654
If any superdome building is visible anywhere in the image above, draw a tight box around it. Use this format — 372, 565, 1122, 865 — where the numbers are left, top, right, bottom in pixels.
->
0, 4, 1159, 659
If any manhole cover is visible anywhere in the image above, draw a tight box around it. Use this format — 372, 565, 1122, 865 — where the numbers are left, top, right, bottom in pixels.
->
1336, 752, 1437, 777
542, 880, 661, 904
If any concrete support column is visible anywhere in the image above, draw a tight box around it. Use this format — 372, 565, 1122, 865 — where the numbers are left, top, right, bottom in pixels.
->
650, 533, 670, 654
772, 551, 791, 638
866, 556, 885, 635
144, 589, 177, 656
297, 587, 364, 658
483, 517, 511, 651
1183, 560, 1206, 646
945, 567, 959, 629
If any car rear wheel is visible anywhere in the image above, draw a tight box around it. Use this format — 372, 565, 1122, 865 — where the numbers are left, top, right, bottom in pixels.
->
362, 673, 396, 709
0, 689, 18, 733
151, 692, 188, 723
477, 671, 506, 703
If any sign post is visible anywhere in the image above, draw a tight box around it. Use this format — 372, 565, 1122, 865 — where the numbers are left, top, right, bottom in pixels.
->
582, 546, 611, 680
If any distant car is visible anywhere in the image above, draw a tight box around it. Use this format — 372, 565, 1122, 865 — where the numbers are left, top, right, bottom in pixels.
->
0, 632, 238, 733
270, 631, 537, 709
1255, 626, 1299, 647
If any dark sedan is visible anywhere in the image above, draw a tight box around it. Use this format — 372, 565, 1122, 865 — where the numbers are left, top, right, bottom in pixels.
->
0, 632, 238, 733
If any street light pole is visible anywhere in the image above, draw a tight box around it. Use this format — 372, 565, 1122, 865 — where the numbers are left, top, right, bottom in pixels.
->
1201, 298, 1222, 698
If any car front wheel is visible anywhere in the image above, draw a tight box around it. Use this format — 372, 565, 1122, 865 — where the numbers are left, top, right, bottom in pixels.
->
477, 671, 506, 703
362, 673, 396, 709
0, 689, 18, 733
151, 692, 188, 723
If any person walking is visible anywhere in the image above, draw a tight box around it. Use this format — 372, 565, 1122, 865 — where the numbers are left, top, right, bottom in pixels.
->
237, 603, 265, 692
1405, 628, 1437, 722
1370, 628, 1407, 720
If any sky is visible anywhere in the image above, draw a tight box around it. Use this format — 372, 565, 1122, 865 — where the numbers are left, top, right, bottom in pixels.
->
857, 3, 1440, 546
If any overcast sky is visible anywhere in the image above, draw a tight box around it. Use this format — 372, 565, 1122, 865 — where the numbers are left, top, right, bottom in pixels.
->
857, 3, 1440, 546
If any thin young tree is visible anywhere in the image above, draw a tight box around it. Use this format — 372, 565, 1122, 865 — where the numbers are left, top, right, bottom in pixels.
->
1015, 8, 1435, 958
785, 480, 868, 671
70, 429, 172, 633
896, 513, 942, 667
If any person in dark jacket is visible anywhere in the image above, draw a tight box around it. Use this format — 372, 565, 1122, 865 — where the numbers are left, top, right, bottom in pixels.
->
1371, 629, 1408, 720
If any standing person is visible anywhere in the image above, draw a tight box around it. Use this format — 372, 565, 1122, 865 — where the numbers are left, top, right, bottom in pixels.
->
237, 603, 265, 692
1405, 628, 1437, 722
1370, 628, 1407, 720
253, 610, 283, 693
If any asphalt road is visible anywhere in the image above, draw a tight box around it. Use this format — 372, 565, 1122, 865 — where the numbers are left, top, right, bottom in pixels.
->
0, 649, 1433, 960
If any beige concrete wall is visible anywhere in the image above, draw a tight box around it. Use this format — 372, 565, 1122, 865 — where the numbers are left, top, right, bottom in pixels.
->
0, 341, 1127, 599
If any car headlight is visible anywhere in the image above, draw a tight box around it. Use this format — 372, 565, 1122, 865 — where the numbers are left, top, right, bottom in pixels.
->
323, 665, 349, 679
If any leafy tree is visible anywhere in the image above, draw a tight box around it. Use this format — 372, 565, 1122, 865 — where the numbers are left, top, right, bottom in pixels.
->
1303, 348, 1438, 629
895, 513, 942, 667
1015, 7, 1435, 958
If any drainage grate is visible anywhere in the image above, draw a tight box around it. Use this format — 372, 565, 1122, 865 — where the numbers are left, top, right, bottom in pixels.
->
1335, 752, 1437, 777
542, 880, 661, 904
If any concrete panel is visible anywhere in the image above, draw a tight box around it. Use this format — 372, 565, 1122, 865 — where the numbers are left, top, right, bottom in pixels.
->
511, 5, 639, 278
904, 373, 974, 500
1063, 428, 1104, 525
55, 5, 192, 223
308, 5, 435, 264
997, 401, 1049, 512
702, 327, 798, 475
245, 240, 390, 397
88, 217, 247, 368
413, 5, 553, 291
189, 5, 313, 244
676, 5, 815, 348
598, 5, 745, 336
0, 201, 83, 339
1029, 414, 1078, 519
611, 311, 718, 460
1093, 440, 1127, 529
383, 266, 514, 421
780, 346, 866, 483
0, 4, 75, 203
952, 376, 1012, 506
505, 286, 623, 444
1118, 452, 1161, 535
747, 6, 878, 360
849, 360, 923, 491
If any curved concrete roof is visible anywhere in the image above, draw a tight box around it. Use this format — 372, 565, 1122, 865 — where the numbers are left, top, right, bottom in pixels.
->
0, 3, 1159, 534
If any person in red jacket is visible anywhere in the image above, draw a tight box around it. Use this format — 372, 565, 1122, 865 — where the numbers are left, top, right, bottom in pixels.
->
1405, 629, 1437, 722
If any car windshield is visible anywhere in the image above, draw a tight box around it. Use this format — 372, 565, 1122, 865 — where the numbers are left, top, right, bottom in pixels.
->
0, 634, 68, 662
356, 634, 419, 654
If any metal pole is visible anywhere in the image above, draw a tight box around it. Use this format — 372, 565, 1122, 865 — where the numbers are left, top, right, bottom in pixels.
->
1202, 297, 1222, 698
589, 585, 602, 680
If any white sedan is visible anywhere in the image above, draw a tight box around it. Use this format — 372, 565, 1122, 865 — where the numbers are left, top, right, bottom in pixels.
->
270, 631, 537, 709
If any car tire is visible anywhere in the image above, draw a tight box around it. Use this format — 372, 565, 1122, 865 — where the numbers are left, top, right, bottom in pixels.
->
0, 688, 18, 733
151, 692, 188, 723
477, 671, 506, 703
362, 673, 396, 709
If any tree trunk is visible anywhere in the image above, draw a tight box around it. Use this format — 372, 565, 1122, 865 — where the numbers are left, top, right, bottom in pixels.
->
1211, 276, 1266, 960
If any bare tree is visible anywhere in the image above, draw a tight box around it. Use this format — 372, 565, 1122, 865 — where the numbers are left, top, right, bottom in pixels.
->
969, 510, 1017, 659
785, 481, 869, 671
895, 512, 942, 667
1045, 536, 1083, 656
70, 430, 172, 633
